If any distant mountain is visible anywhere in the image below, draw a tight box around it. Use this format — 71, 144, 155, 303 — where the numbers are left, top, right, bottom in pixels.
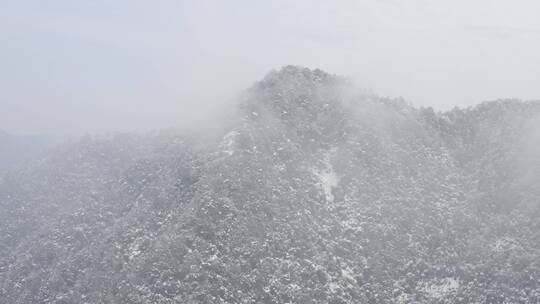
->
1, 66, 540, 303
0, 130, 53, 174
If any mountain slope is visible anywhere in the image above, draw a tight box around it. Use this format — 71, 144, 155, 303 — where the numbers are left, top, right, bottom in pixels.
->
1, 66, 540, 303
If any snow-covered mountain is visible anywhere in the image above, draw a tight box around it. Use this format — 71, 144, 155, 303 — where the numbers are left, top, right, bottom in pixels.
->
1, 66, 540, 303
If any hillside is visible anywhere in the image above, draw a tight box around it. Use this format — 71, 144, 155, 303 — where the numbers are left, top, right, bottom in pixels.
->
1, 66, 540, 303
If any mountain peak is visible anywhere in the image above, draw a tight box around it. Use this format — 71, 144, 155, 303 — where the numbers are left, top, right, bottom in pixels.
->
256, 66, 340, 90
246, 66, 347, 111
239, 66, 349, 144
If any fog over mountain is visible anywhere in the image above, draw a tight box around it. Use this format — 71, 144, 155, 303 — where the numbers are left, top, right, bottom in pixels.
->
1, 66, 540, 303
0, 130, 55, 174
3, 1, 540, 135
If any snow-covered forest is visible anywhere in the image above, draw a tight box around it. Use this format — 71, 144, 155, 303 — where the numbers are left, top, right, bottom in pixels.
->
1, 66, 540, 303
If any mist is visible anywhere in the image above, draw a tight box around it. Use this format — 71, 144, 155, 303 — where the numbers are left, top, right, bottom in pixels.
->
2, 0, 540, 135
2, 2, 540, 303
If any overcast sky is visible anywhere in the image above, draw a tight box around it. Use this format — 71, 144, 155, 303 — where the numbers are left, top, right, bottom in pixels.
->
1, 0, 540, 135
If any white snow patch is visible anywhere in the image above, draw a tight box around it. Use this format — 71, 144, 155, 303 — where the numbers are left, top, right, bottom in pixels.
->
220, 131, 239, 156
317, 168, 338, 202
493, 237, 522, 253
128, 241, 142, 260
328, 282, 340, 293
420, 277, 459, 299
341, 267, 356, 282
288, 284, 301, 292
312, 149, 339, 202
395, 292, 412, 304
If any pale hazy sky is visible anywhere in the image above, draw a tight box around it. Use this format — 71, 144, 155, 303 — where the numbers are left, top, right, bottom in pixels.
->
1, 0, 540, 135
